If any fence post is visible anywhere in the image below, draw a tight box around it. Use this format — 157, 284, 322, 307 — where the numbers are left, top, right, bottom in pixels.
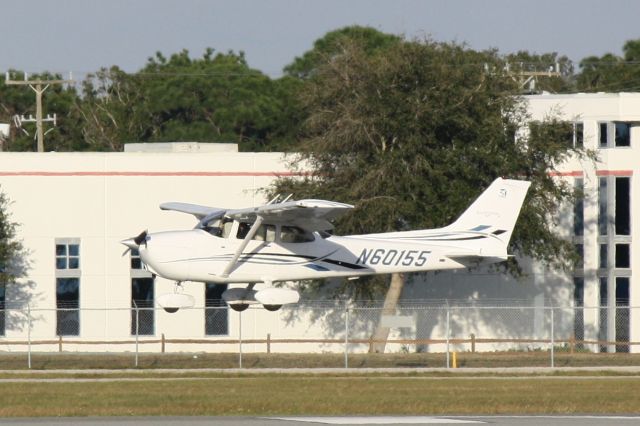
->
344, 304, 349, 369
267, 333, 271, 354
27, 305, 32, 369
470, 333, 476, 353
550, 307, 555, 368
161, 333, 165, 353
445, 307, 450, 369
134, 303, 139, 368
238, 310, 243, 369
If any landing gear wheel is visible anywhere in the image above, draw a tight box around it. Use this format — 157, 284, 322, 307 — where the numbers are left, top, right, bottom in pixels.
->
263, 304, 282, 312
230, 303, 249, 312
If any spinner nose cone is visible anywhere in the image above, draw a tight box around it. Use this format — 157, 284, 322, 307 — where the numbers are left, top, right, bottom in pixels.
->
121, 230, 149, 254
121, 238, 138, 250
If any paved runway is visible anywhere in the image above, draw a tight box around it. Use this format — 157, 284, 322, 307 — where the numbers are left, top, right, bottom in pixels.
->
1, 416, 640, 425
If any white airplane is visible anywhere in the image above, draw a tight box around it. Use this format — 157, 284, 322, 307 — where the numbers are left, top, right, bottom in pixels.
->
122, 178, 530, 312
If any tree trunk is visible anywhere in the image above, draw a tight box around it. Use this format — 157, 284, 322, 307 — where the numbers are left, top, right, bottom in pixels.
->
369, 272, 405, 353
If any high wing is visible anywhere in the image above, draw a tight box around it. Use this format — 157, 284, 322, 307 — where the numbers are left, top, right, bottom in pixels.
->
160, 199, 353, 231
160, 202, 225, 220
227, 199, 353, 231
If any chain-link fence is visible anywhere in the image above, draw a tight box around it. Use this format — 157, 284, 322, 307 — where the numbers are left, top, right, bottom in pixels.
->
0, 303, 638, 369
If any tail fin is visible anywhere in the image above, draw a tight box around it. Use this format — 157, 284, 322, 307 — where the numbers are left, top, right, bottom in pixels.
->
446, 178, 531, 247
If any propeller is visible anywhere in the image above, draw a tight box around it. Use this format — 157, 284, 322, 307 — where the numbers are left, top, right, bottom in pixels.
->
121, 229, 148, 257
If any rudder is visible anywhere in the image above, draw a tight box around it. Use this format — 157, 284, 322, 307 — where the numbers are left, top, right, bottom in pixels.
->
446, 177, 531, 246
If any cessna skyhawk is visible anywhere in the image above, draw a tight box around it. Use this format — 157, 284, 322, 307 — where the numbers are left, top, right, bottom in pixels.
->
122, 178, 531, 312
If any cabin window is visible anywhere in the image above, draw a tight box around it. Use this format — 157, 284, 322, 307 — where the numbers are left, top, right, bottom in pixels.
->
235, 222, 277, 242
253, 224, 276, 242
204, 218, 233, 238
280, 226, 315, 243
236, 222, 251, 239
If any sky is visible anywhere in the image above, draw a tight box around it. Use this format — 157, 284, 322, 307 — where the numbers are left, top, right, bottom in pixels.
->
2, 0, 640, 79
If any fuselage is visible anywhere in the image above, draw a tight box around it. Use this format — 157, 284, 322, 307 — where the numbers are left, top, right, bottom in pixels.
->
137, 221, 506, 284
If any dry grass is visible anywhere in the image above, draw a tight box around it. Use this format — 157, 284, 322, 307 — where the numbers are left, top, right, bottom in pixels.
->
1, 375, 639, 417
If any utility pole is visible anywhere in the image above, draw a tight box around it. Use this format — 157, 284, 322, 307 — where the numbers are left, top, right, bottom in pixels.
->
5, 72, 74, 152
504, 63, 561, 93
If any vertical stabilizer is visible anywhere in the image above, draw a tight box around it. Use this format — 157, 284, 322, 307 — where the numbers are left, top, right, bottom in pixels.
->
446, 178, 531, 247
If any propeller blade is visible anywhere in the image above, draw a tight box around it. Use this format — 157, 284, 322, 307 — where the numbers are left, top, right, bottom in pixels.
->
133, 230, 148, 246
121, 229, 148, 252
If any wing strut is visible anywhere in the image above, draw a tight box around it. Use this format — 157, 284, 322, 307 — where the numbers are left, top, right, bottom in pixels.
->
221, 215, 264, 278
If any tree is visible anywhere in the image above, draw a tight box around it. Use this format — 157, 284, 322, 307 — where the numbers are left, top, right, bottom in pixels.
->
0, 188, 28, 296
285, 25, 402, 79
76, 49, 302, 152
577, 39, 640, 91
272, 35, 588, 351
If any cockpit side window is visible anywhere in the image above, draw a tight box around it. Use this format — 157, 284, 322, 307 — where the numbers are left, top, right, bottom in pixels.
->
221, 218, 234, 238
236, 222, 251, 239
236, 222, 276, 242
254, 224, 276, 242
280, 226, 315, 243
202, 218, 223, 237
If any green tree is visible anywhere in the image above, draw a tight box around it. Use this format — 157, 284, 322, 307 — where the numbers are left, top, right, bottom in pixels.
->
272, 36, 588, 351
0, 188, 28, 296
73, 66, 150, 151
577, 39, 640, 91
77, 49, 301, 152
285, 25, 402, 79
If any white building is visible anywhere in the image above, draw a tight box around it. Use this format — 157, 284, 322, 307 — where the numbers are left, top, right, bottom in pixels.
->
407, 93, 640, 352
0, 93, 638, 354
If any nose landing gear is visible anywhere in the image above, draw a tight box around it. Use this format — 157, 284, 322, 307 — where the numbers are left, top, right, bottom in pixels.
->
157, 281, 195, 313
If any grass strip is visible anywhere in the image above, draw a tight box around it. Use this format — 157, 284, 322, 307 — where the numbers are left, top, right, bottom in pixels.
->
0, 376, 639, 417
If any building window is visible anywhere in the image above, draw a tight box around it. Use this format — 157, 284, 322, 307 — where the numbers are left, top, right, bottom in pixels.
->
615, 122, 631, 147
615, 244, 630, 268
599, 244, 608, 269
0, 284, 5, 337
598, 177, 608, 236
615, 177, 630, 236
599, 277, 608, 353
599, 122, 608, 147
56, 277, 79, 336
55, 239, 81, 336
573, 122, 583, 147
573, 178, 584, 236
573, 277, 584, 347
615, 277, 630, 353
56, 243, 79, 270
131, 278, 154, 335
599, 122, 632, 148
130, 248, 144, 269
574, 244, 584, 270
205, 283, 228, 336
